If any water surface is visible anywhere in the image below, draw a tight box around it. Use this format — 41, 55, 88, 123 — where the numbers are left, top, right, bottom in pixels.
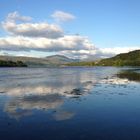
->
0, 67, 140, 140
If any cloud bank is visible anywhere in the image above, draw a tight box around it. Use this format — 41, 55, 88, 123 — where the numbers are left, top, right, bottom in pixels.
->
0, 35, 93, 52
0, 11, 95, 56
0, 11, 139, 59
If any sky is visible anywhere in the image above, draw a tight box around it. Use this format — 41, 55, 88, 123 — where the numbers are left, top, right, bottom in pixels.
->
0, 0, 140, 59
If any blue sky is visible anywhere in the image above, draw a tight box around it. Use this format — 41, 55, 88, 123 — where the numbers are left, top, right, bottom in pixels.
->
0, 0, 140, 58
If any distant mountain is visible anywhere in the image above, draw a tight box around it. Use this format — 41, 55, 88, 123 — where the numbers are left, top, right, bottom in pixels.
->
66, 50, 140, 66
0, 55, 78, 67
46, 55, 78, 64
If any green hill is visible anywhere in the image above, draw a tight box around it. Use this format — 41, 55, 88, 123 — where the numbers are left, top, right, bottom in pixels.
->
0, 60, 27, 67
66, 50, 140, 66
98, 50, 140, 66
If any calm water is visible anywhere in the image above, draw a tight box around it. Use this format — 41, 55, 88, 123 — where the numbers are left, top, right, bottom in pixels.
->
0, 67, 140, 140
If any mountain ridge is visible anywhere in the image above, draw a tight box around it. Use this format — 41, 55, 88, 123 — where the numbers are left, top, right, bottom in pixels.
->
0, 50, 140, 67
0, 55, 78, 67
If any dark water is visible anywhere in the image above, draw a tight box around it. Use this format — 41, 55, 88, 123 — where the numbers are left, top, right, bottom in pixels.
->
0, 67, 140, 140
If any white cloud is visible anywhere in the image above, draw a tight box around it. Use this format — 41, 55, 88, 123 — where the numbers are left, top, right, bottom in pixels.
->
2, 11, 64, 39
6, 11, 32, 22
2, 21, 64, 38
0, 35, 94, 52
51, 10, 75, 22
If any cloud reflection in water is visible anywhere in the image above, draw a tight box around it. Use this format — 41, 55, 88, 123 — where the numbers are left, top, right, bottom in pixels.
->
1, 68, 97, 120
2, 67, 139, 121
